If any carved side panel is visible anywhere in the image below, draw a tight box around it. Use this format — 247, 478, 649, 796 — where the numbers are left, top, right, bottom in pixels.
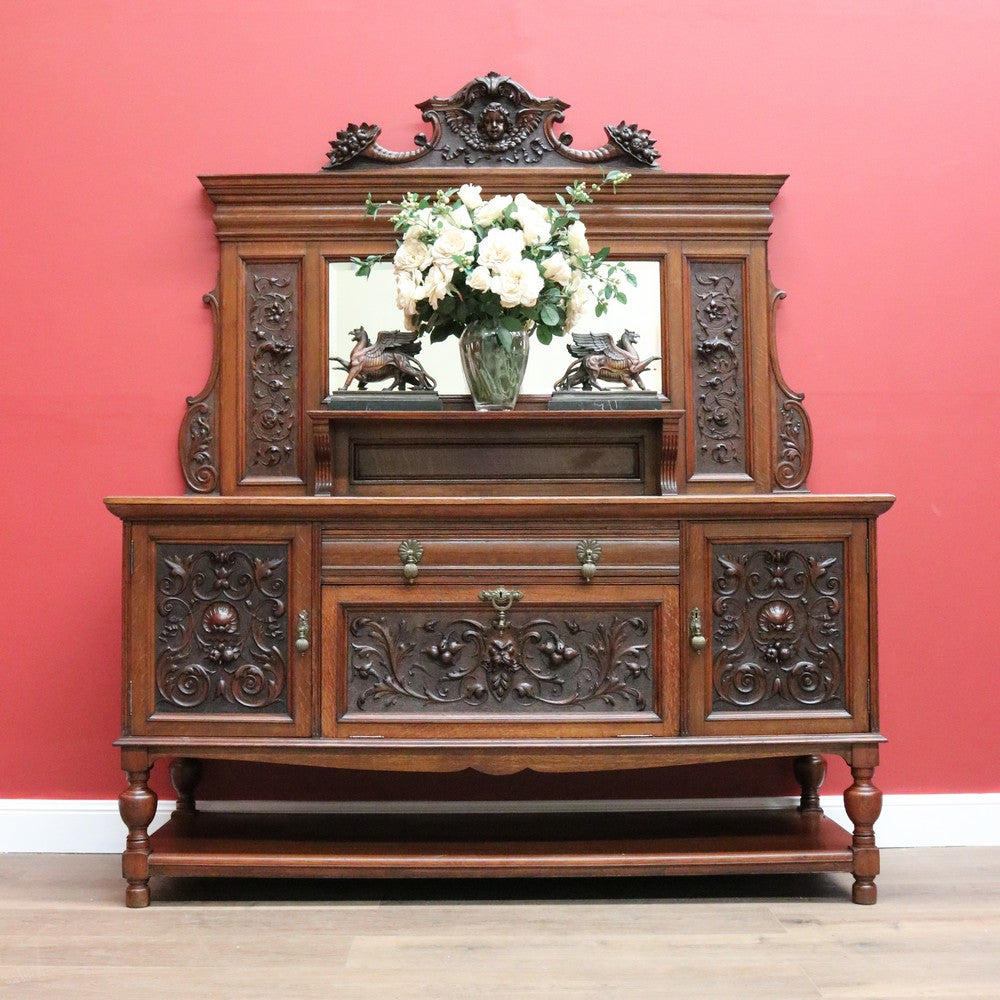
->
710, 542, 846, 713
154, 544, 289, 715
244, 262, 300, 479
178, 286, 221, 493
688, 260, 749, 478
345, 607, 656, 717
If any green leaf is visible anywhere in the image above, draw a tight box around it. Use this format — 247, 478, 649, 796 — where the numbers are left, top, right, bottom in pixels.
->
626, 271, 638, 287
497, 327, 513, 351
536, 326, 554, 345
500, 314, 523, 332
595, 302, 607, 317
615, 290, 628, 304
594, 247, 610, 263
540, 304, 559, 327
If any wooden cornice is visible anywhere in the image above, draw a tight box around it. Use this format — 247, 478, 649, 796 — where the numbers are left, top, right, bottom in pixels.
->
199, 172, 787, 241
106, 494, 894, 522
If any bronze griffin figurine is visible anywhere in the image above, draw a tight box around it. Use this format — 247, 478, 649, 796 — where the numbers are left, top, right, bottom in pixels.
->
332, 327, 437, 391
554, 330, 660, 391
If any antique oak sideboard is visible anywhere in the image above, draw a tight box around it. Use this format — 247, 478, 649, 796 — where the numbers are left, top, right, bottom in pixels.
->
107, 75, 893, 907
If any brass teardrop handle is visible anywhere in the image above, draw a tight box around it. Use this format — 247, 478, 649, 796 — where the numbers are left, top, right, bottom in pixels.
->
295, 610, 310, 654
398, 540, 423, 584
479, 586, 523, 631
689, 607, 708, 652
577, 539, 602, 583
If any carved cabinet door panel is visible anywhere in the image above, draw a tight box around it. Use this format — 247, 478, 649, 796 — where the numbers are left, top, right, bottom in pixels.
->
321, 583, 679, 738
126, 523, 314, 737
682, 520, 872, 735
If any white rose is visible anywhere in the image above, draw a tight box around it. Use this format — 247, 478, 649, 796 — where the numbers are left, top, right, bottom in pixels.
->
458, 184, 484, 209
431, 224, 476, 265
422, 263, 454, 309
541, 251, 573, 286
449, 204, 474, 229
564, 285, 593, 331
477, 227, 526, 271
492, 258, 545, 309
473, 194, 513, 226
520, 211, 552, 247
393, 237, 432, 273
466, 265, 493, 292
513, 193, 544, 215
566, 220, 590, 256
395, 270, 421, 315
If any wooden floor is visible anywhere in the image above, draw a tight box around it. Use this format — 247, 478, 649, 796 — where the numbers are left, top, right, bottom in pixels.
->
1, 849, 998, 999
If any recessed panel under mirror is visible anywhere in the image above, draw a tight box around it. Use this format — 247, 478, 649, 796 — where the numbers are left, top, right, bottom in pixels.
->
327, 260, 663, 398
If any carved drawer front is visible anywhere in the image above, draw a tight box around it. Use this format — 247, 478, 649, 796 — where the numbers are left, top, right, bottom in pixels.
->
322, 584, 679, 737
321, 525, 680, 586
128, 524, 313, 737
683, 521, 872, 735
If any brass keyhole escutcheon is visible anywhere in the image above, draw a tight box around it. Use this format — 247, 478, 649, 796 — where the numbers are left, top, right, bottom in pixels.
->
478, 586, 523, 632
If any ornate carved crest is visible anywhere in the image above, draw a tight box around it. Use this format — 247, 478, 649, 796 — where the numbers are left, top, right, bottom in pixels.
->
323, 72, 660, 170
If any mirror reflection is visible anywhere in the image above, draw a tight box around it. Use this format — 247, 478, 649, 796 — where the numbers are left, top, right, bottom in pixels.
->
327, 260, 662, 396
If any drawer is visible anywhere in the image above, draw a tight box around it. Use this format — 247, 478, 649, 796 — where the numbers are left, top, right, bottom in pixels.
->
322, 583, 679, 738
322, 522, 679, 585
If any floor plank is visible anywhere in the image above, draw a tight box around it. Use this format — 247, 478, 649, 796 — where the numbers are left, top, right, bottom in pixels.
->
0, 849, 997, 1000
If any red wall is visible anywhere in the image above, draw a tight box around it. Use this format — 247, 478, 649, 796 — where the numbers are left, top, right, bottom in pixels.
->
3, 0, 998, 800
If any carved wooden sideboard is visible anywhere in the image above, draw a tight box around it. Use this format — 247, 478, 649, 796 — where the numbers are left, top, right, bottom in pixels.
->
107, 75, 892, 906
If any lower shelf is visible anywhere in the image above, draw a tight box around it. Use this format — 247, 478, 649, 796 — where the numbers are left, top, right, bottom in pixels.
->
149, 808, 853, 880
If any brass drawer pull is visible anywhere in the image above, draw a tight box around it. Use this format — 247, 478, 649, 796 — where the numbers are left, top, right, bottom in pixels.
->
479, 586, 523, 631
398, 539, 424, 584
689, 607, 708, 652
577, 539, 602, 582
295, 610, 310, 654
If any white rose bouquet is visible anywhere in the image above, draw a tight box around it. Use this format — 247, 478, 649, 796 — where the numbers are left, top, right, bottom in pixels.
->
354, 172, 636, 349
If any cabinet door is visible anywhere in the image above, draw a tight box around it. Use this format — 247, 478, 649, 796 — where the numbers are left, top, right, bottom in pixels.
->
127, 523, 313, 737
683, 520, 871, 735
322, 583, 679, 738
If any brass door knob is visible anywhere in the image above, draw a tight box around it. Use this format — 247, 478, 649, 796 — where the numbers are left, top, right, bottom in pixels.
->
689, 608, 708, 652
398, 540, 423, 584
577, 539, 602, 583
295, 610, 310, 654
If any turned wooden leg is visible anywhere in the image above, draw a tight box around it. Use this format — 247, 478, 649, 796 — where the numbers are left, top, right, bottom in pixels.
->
169, 757, 203, 818
793, 754, 826, 814
844, 749, 882, 905
119, 765, 158, 908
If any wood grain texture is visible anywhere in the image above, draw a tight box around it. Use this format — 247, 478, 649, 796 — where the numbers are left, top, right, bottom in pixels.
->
2, 850, 999, 999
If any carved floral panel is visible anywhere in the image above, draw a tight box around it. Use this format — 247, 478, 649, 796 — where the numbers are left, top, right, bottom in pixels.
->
689, 260, 749, 477
244, 262, 300, 478
154, 544, 289, 714
344, 607, 656, 716
710, 543, 846, 713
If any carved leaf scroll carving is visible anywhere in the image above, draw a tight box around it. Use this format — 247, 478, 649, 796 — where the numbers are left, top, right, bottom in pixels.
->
710, 543, 846, 712
768, 283, 813, 490
154, 545, 289, 714
178, 286, 221, 493
245, 263, 299, 478
323, 72, 660, 170
346, 609, 654, 716
689, 261, 748, 476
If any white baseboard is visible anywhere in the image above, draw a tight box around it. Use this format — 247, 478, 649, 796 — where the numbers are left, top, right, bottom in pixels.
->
1, 794, 998, 854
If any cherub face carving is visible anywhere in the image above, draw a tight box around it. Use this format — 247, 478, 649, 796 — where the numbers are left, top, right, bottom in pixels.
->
478, 103, 510, 144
